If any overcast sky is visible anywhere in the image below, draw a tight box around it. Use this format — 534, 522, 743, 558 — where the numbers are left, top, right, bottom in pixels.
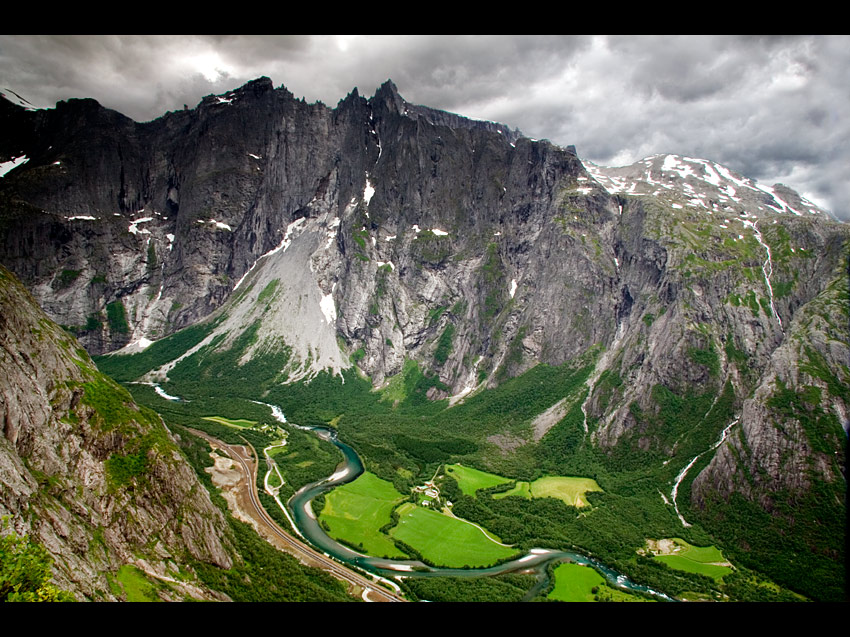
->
1, 35, 848, 220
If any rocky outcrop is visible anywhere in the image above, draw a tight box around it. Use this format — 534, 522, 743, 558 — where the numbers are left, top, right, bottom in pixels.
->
0, 264, 232, 600
691, 254, 848, 507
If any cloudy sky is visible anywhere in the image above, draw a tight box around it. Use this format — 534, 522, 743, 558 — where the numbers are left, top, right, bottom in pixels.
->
2, 35, 848, 219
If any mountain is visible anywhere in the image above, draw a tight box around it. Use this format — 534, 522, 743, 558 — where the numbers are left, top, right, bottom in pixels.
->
0, 263, 234, 600
0, 262, 359, 602
1, 78, 847, 601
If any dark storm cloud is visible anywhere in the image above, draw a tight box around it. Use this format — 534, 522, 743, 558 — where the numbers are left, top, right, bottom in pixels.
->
1, 35, 847, 219
366, 35, 593, 109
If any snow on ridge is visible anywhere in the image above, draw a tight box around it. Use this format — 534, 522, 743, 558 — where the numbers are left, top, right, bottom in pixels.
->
688, 157, 722, 187
509, 279, 517, 298
233, 217, 307, 291
0, 91, 41, 110
431, 228, 448, 236
0, 155, 29, 177
588, 155, 830, 220
662, 154, 696, 180
752, 182, 805, 216
67, 215, 97, 221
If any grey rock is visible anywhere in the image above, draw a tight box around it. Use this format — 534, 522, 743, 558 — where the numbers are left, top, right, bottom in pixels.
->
0, 264, 232, 600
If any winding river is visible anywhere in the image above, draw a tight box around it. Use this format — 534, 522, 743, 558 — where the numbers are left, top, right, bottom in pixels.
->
283, 423, 675, 601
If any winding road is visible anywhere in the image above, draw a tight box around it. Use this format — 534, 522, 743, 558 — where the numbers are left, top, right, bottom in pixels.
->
187, 428, 405, 603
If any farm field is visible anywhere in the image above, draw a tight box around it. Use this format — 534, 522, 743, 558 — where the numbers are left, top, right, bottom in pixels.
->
548, 563, 648, 602
390, 502, 519, 568
493, 475, 603, 507
494, 481, 532, 499
648, 538, 733, 581
445, 464, 511, 496
201, 415, 257, 428
319, 472, 407, 558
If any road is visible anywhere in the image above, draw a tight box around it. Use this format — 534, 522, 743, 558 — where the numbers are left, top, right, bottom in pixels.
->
188, 428, 406, 603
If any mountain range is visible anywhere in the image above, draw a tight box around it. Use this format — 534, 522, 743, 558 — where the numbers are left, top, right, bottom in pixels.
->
1, 77, 846, 601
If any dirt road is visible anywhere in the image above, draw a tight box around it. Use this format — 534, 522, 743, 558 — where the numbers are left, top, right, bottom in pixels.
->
189, 428, 406, 603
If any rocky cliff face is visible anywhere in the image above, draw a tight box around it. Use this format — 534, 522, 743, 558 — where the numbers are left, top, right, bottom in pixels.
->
2, 78, 847, 595
0, 264, 233, 600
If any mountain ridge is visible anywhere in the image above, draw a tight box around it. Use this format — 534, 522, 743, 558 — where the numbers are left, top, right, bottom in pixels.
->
1, 77, 847, 600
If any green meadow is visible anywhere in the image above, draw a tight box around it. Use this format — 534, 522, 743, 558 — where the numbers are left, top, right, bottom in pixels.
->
445, 464, 512, 496
650, 538, 733, 581
201, 415, 257, 428
493, 475, 603, 507
655, 555, 731, 580
390, 502, 519, 568
548, 563, 648, 602
319, 472, 407, 558
446, 464, 602, 507
114, 565, 162, 602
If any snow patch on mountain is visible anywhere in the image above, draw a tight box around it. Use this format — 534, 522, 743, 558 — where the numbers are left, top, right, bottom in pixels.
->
128, 217, 153, 235
0, 155, 29, 177
583, 154, 831, 220
233, 217, 306, 291
320, 289, 337, 325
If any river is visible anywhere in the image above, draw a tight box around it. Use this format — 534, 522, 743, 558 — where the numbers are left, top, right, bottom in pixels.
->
283, 422, 675, 601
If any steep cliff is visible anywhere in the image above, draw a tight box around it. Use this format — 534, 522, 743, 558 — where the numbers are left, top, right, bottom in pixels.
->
0, 263, 233, 600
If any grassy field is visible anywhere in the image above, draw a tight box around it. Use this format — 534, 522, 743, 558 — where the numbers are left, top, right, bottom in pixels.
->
115, 565, 162, 602
662, 538, 725, 562
391, 502, 519, 568
319, 472, 408, 558
445, 464, 511, 496
548, 563, 648, 602
493, 482, 532, 499
201, 415, 257, 428
650, 538, 732, 581
266, 468, 282, 489
655, 555, 732, 580
493, 476, 603, 507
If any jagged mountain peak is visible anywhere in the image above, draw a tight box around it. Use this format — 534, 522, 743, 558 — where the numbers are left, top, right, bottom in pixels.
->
368, 78, 524, 144
584, 153, 832, 220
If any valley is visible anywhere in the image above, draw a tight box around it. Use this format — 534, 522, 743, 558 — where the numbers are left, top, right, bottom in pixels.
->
94, 320, 817, 602
1, 77, 846, 602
